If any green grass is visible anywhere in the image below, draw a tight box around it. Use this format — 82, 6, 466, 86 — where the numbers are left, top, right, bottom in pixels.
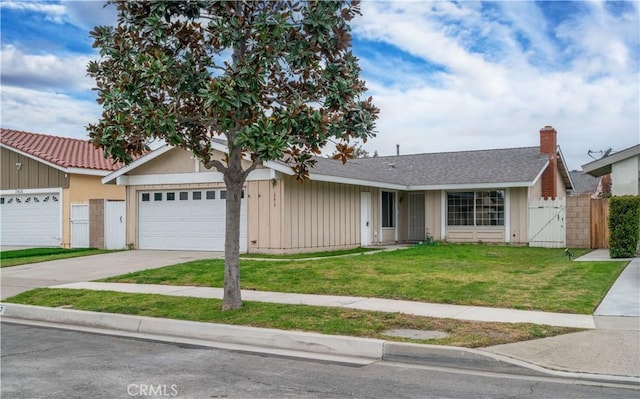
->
102, 244, 628, 314
5, 288, 581, 348
0, 248, 115, 267
240, 247, 381, 259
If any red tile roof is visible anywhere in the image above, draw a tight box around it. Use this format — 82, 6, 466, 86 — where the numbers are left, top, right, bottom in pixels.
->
0, 128, 127, 171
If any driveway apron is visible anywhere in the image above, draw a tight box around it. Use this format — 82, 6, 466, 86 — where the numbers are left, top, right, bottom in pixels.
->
0, 250, 222, 300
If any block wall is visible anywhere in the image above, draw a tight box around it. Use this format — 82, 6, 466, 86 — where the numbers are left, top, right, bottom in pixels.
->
566, 194, 591, 248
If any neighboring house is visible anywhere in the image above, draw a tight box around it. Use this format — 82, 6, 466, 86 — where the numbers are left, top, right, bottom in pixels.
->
1, 129, 126, 248
103, 126, 572, 253
568, 170, 601, 197
582, 144, 640, 196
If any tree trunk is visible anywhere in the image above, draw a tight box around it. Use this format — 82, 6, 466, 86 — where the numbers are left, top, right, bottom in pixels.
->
222, 149, 245, 310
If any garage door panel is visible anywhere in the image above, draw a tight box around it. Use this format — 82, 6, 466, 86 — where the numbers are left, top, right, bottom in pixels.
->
138, 189, 246, 251
0, 193, 61, 246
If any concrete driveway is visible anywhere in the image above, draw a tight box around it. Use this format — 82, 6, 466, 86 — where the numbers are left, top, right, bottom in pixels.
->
1, 250, 223, 300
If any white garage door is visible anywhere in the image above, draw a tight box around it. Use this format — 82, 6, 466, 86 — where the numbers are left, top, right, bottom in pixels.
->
0, 192, 61, 247
138, 188, 247, 251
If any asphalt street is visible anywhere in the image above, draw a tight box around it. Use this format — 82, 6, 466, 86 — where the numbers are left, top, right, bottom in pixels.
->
1, 322, 637, 399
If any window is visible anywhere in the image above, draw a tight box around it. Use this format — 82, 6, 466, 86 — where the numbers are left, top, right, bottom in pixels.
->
0, 197, 4, 205
193, 191, 202, 200
154, 193, 163, 201
382, 191, 396, 228
206, 191, 215, 200
179, 192, 188, 200
220, 190, 227, 200
166, 192, 175, 201
141, 193, 150, 202
447, 191, 504, 226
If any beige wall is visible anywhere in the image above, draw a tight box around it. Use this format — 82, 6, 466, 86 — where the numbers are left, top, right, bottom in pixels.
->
425, 191, 442, 240
1, 148, 69, 190
611, 156, 640, 195
277, 178, 378, 253
566, 194, 591, 248
61, 174, 125, 248
509, 187, 528, 244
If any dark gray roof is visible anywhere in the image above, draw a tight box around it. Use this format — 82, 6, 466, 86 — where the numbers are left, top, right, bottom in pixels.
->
310, 147, 551, 187
569, 170, 599, 194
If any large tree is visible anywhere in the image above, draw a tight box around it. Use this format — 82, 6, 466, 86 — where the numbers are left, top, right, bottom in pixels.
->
88, 0, 379, 309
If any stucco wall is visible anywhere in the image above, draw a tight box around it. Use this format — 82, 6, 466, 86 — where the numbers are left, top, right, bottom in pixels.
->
611, 156, 640, 195
61, 174, 125, 248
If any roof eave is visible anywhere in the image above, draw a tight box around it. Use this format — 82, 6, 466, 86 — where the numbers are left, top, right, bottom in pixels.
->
2, 143, 114, 176
582, 144, 640, 177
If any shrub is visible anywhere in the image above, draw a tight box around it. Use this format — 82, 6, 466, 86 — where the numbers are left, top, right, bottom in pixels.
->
609, 195, 640, 258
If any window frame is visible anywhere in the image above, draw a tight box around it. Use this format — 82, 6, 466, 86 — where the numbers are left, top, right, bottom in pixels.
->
381, 191, 396, 228
446, 190, 505, 227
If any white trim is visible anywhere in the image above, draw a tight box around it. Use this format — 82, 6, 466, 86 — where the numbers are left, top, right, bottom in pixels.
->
556, 148, 574, 190
408, 181, 536, 191
1, 144, 112, 176
102, 145, 174, 184
309, 173, 406, 190
66, 167, 110, 176
440, 191, 446, 241
120, 169, 273, 186
1, 187, 62, 195
505, 188, 511, 243
264, 161, 295, 175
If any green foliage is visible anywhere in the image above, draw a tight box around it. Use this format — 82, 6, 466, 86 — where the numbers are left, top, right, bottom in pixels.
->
0, 248, 114, 268
6, 288, 580, 348
87, 0, 378, 178
609, 195, 640, 258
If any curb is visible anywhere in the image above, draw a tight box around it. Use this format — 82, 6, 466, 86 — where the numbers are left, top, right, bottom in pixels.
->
1, 303, 639, 385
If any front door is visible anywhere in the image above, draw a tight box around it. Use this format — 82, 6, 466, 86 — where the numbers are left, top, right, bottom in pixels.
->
360, 192, 371, 246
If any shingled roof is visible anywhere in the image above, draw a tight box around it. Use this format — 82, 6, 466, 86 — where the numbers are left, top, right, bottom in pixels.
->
0, 128, 125, 172
310, 146, 557, 188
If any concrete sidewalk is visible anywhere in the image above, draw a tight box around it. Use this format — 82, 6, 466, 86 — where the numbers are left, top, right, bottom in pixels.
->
2, 248, 638, 380
51, 281, 596, 329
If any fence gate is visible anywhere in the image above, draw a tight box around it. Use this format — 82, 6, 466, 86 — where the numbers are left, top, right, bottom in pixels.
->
528, 198, 566, 248
70, 203, 89, 248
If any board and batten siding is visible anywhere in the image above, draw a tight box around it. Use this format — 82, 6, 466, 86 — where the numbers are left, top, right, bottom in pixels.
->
424, 191, 442, 240
1, 147, 69, 190
275, 178, 379, 253
508, 187, 528, 244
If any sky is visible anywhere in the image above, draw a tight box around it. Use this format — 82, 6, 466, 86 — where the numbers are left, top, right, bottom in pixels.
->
1, 1, 638, 171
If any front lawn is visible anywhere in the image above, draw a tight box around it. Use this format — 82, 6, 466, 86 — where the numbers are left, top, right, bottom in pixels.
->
4, 288, 580, 348
102, 244, 628, 314
0, 247, 115, 267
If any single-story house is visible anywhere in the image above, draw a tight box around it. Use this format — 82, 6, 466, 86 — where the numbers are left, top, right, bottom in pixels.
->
1, 129, 126, 248
582, 144, 640, 196
103, 126, 573, 253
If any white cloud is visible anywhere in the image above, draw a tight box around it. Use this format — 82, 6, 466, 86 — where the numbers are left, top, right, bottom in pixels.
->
1, 45, 93, 91
1, 86, 101, 139
352, 1, 639, 169
0, 1, 66, 23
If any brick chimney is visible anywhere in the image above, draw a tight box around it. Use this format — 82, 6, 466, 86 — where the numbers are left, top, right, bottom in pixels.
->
539, 125, 557, 199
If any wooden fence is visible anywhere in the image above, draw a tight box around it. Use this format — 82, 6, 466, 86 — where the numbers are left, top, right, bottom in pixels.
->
590, 198, 609, 249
